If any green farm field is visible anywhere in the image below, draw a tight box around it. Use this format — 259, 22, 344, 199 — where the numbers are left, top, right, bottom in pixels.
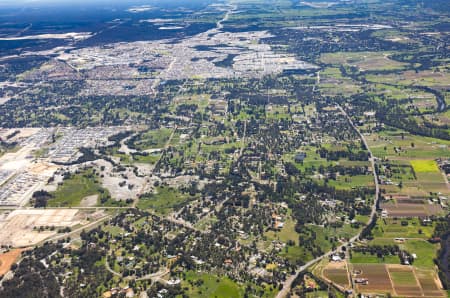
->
411, 160, 440, 173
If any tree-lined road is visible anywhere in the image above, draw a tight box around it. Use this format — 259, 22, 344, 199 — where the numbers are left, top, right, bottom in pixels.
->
276, 104, 380, 298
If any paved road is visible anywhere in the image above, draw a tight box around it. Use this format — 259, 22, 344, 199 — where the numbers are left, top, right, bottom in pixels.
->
105, 254, 122, 277
135, 268, 170, 283
276, 105, 380, 298
338, 104, 380, 221
105, 253, 170, 283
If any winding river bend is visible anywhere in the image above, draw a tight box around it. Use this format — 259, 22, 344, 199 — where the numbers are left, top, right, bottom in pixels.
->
416, 86, 447, 112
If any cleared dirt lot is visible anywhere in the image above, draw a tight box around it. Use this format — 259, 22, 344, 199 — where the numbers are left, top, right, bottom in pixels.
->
80, 194, 99, 207
0, 128, 39, 143
0, 209, 80, 247
0, 248, 25, 275
28, 162, 58, 176
92, 159, 148, 201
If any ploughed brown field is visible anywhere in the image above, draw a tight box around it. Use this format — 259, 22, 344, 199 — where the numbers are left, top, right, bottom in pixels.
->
350, 263, 445, 297
381, 197, 443, 217
352, 264, 393, 293
322, 261, 350, 290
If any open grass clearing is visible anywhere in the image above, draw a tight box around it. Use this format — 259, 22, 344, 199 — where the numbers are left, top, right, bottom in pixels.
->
350, 252, 399, 264
182, 271, 277, 298
367, 127, 450, 160
325, 174, 374, 190
365, 69, 450, 88
280, 245, 313, 264
129, 128, 173, 151
136, 186, 195, 215
48, 169, 109, 207
265, 214, 299, 245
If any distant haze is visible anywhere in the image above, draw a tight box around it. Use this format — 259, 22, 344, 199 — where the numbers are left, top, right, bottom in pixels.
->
0, 0, 214, 7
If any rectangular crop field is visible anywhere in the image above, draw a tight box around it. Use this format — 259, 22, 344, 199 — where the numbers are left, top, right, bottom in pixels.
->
388, 267, 421, 296
380, 199, 444, 217
416, 269, 445, 297
351, 263, 445, 297
411, 160, 439, 173
351, 264, 393, 294
323, 262, 350, 290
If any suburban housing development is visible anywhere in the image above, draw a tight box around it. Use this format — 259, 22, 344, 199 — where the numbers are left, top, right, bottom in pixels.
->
0, 0, 448, 297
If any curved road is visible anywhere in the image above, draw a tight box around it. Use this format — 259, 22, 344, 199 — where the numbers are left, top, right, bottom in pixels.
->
105, 254, 170, 283
276, 104, 380, 298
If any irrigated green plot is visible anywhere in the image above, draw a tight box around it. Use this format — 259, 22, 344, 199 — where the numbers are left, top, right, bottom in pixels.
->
389, 270, 418, 287
411, 160, 440, 173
